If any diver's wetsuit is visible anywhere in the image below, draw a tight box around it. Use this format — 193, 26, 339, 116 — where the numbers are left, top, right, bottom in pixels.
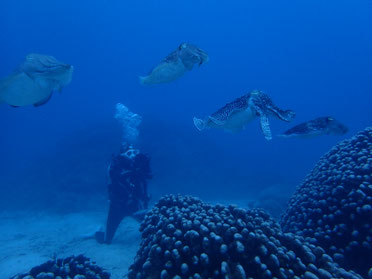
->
97, 150, 151, 244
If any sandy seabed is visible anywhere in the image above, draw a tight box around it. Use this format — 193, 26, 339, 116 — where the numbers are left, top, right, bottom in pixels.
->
0, 210, 141, 279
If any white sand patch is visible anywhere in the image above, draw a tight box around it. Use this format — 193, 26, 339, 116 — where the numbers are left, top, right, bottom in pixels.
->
0, 210, 141, 279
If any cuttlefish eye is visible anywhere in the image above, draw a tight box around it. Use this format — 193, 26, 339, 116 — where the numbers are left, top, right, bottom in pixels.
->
328, 117, 334, 121
180, 43, 187, 49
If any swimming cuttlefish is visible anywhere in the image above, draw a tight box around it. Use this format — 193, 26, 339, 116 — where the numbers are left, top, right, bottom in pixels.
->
193, 90, 296, 140
139, 43, 209, 85
279, 117, 348, 138
0, 53, 73, 107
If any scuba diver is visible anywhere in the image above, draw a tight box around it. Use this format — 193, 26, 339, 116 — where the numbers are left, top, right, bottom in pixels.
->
95, 145, 152, 244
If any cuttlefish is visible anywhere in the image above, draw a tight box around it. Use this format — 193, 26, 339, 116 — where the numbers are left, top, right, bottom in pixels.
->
139, 43, 209, 85
279, 117, 348, 138
193, 90, 296, 140
0, 53, 73, 107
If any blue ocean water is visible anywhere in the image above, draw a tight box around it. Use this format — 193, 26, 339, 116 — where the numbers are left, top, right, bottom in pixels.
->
0, 0, 371, 211
1, 1, 372, 279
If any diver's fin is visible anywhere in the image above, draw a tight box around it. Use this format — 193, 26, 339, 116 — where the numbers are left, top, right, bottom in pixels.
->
34, 92, 52, 107
259, 114, 272, 140
193, 117, 206, 131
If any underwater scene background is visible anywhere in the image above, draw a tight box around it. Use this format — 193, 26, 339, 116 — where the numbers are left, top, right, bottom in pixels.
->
0, 0, 371, 278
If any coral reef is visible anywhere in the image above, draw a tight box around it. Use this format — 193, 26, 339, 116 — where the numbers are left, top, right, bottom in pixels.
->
281, 127, 372, 277
128, 194, 361, 279
114, 103, 142, 147
10, 255, 110, 279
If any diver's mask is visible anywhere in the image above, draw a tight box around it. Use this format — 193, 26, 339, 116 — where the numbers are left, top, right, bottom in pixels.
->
122, 145, 140, 160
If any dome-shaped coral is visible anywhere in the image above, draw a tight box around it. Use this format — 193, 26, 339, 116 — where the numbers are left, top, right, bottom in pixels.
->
10, 254, 110, 279
281, 127, 372, 277
129, 194, 361, 279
